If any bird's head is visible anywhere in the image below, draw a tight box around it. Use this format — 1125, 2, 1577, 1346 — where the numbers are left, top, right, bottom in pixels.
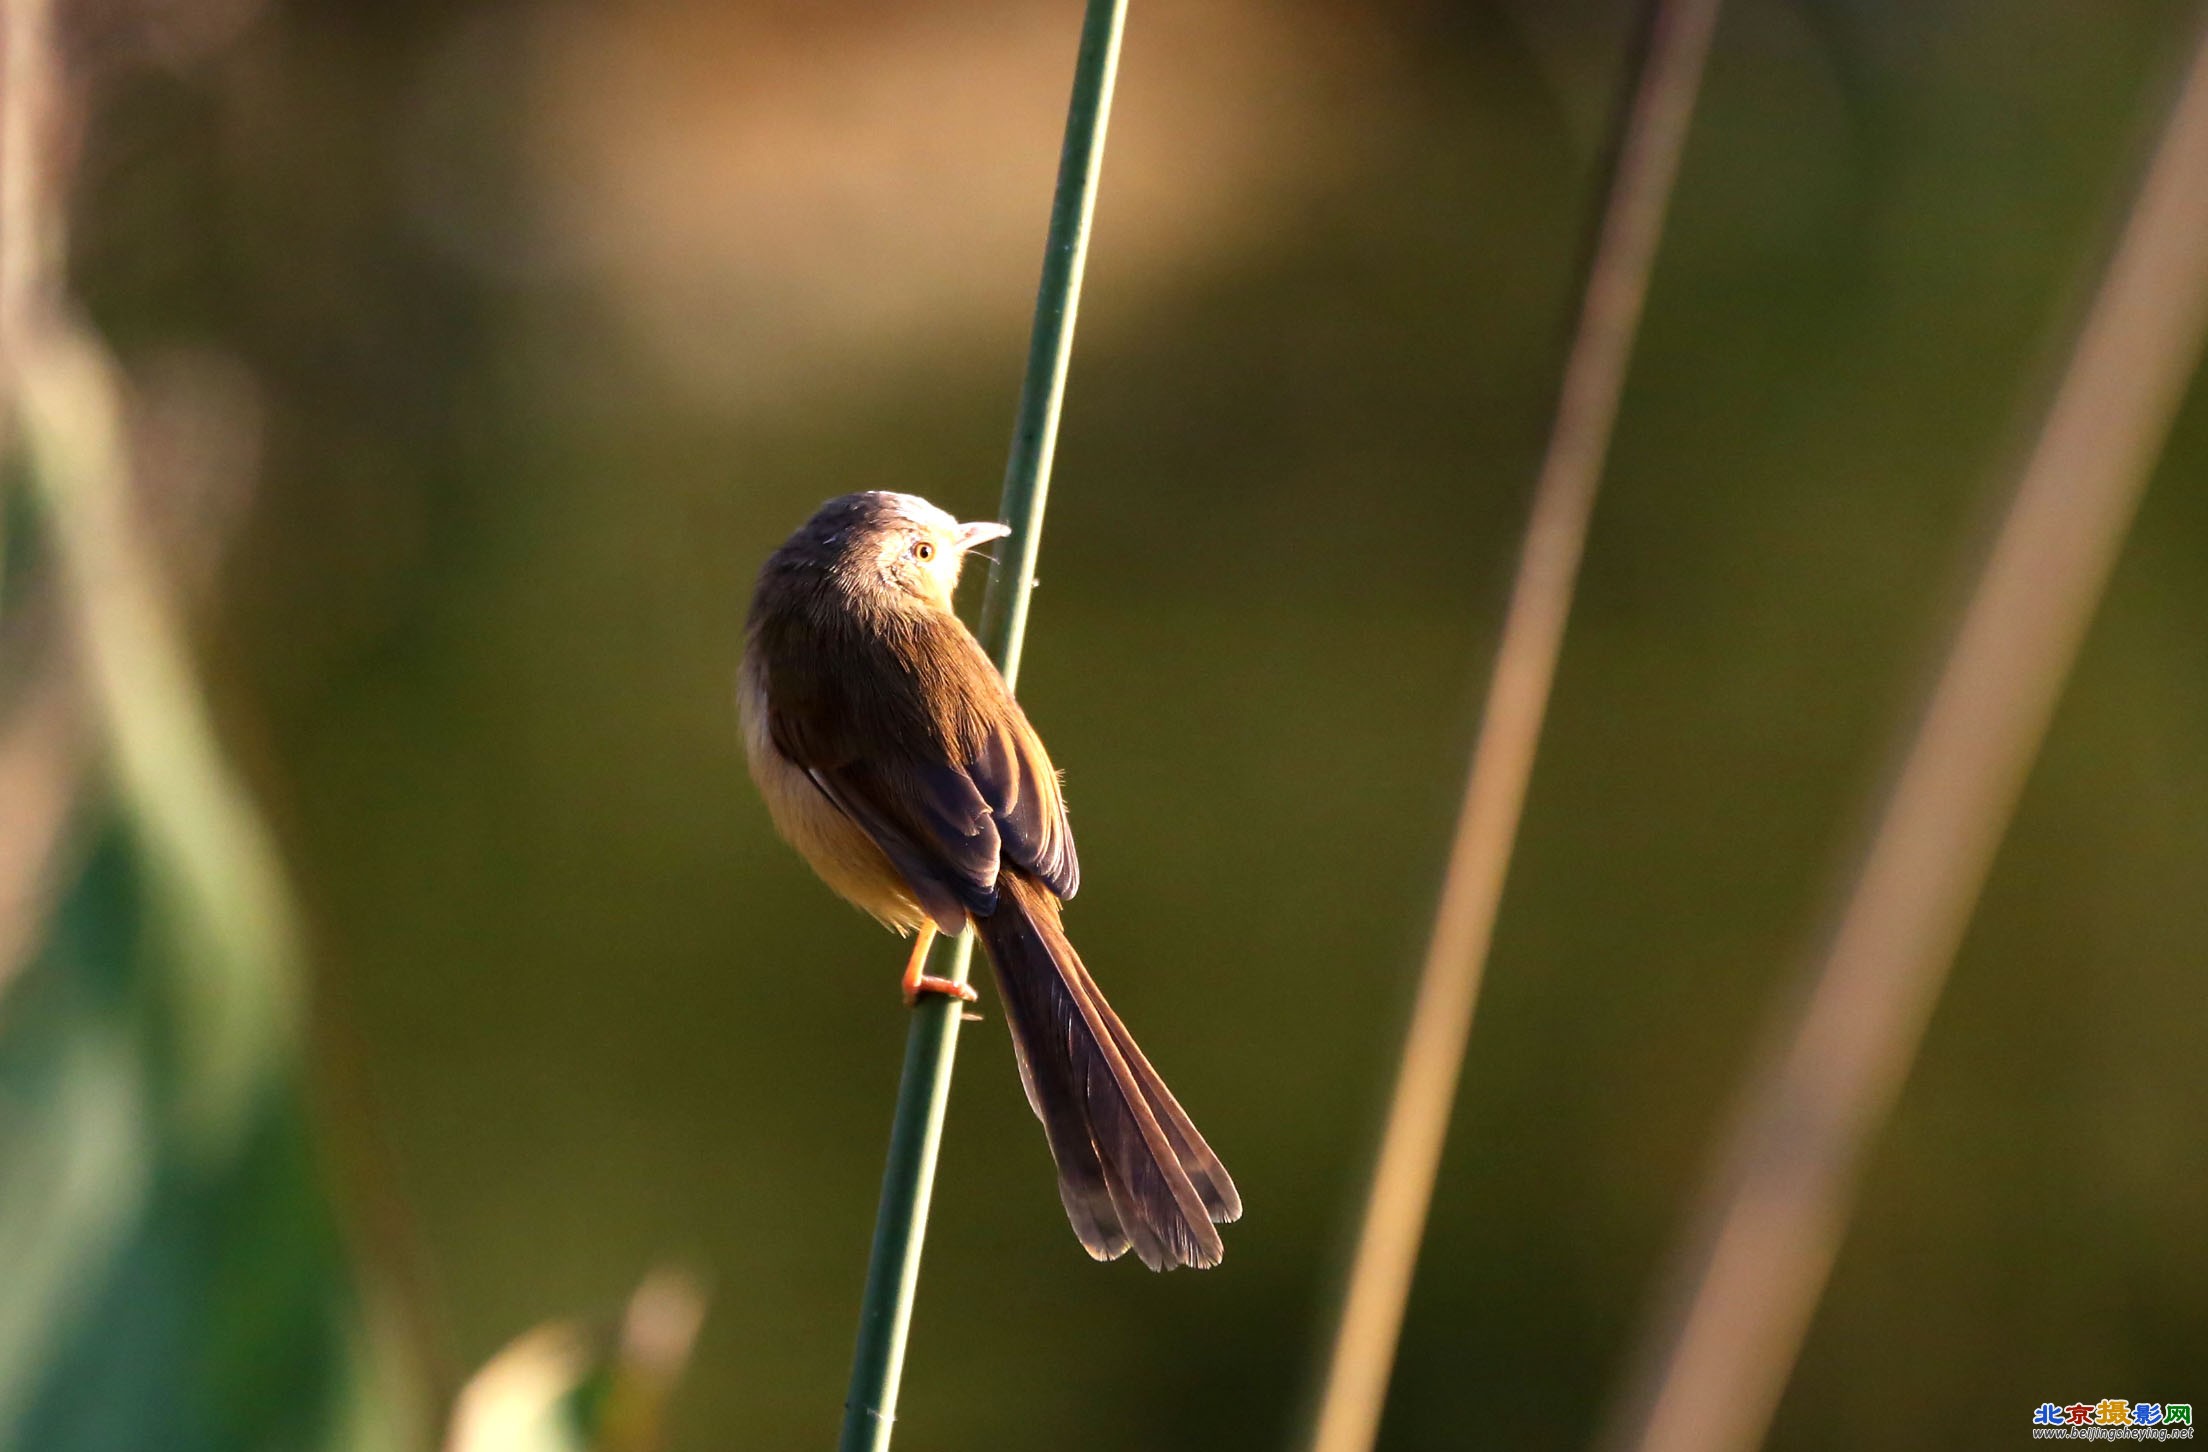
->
795, 491, 1010, 612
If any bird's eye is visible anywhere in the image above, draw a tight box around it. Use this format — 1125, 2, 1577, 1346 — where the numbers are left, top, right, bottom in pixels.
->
915, 541, 935, 562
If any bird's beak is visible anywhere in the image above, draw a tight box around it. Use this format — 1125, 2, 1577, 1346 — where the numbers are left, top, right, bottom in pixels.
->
957, 519, 1013, 552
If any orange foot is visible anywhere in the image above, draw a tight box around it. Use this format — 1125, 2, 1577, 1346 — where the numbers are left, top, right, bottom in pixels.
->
898, 923, 981, 1007
904, 974, 980, 1007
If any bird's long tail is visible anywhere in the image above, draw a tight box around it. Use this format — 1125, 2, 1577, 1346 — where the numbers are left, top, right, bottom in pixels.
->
973, 870, 1241, 1270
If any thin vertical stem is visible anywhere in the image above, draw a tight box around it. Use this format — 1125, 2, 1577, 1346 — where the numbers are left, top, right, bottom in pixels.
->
976, 0, 1124, 682
836, 5, 1125, 1449
1606, 23, 2208, 1452
0, 0, 57, 343
0, 0, 45, 595
1304, 4, 1722, 1451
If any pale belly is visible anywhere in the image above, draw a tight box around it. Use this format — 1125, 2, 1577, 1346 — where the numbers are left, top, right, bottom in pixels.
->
737, 649, 931, 935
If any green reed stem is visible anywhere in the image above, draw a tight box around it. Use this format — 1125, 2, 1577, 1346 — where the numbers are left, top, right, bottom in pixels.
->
836, 5, 1126, 1449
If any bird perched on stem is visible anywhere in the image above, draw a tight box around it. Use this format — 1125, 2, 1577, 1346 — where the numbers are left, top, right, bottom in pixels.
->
739, 491, 1240, 1270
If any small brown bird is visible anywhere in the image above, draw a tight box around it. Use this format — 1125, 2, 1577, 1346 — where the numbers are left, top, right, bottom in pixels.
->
739, 491, 1240, 1270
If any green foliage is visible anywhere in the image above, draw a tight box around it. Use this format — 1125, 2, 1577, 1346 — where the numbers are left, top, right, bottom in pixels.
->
0, 811, 400, 1452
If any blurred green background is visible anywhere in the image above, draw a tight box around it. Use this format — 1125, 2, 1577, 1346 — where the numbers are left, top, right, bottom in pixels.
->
8, 0, 2207, 1448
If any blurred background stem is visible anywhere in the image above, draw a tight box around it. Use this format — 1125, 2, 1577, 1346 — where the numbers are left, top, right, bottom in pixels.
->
1604, 19, 2208, 1452
1301, 3, 1722, 1450
836, 3, 1125, 1449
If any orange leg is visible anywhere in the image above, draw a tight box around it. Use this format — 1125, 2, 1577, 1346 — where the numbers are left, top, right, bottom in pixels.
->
899, 922, 978, 1006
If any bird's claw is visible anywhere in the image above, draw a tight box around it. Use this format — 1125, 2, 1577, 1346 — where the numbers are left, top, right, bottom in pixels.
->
903, 974, 980, 1008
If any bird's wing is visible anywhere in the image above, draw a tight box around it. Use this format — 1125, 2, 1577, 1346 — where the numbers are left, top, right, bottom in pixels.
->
762, 609, 1078, 925
800, 757, 998, 932
965, 697, 1080, 901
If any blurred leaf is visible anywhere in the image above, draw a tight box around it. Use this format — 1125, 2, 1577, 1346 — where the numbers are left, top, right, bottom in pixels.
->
0, 812, 411, 1452
446, 1272, 706, 1452
2, 7, 417, 1421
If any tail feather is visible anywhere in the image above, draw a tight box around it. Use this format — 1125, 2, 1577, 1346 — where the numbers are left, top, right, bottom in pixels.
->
975, 871, 1237, 1270
1081, 971, 1242, 1226
989, 944, 1131, 1262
